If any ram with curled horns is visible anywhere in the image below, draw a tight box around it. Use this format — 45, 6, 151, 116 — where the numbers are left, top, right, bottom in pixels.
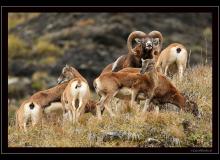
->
108, 30, 163, 72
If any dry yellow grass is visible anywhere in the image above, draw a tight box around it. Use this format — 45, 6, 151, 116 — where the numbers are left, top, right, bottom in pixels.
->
8, 64, 212, 147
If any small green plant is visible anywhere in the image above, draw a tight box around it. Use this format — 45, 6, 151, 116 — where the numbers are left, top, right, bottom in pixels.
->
31, 81, 45, 91
203, 27, 212, 41
31, 71, 48, 90
8, 13, 40, 30
34, 40, 63, 57
8, 34, 29, 58
40, 56, 57, 65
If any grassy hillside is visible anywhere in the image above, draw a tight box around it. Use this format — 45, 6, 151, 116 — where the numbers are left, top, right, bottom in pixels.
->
8, 64, 212, 147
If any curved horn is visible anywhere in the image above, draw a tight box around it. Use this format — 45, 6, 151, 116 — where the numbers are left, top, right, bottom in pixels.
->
148, 30, 163, 52
127, 31, 147, 55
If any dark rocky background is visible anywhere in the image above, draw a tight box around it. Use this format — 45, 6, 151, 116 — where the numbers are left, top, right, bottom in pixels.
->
8, 13, 212, 99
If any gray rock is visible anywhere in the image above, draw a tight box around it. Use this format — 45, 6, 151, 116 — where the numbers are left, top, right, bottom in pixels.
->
102, 131, 123, 142
139, 138, 163, 147
165, 136, 180, 147
8, 76, 32, 99
88, 132, 97, 146
100, 131, 143, 142
147, 138, 161, 144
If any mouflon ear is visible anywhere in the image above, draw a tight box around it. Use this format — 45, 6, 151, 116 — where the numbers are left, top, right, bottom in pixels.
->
153, 38, 159, 45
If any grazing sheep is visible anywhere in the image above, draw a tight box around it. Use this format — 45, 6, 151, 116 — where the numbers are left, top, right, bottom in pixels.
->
94, 59, 199, 120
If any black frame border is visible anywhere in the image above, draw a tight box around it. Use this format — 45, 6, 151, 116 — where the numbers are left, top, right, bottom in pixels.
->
1, 6, 219, 154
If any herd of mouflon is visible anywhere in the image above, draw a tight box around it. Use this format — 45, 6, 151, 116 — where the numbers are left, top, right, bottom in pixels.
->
15, 30, 201, 132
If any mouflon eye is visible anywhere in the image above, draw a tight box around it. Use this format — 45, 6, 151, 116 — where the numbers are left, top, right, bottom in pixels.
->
153, 38, 159, 45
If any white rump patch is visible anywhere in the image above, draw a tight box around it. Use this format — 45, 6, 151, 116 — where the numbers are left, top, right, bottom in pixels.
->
44, 102, 63, 114
70, 81, 89, 97
23, 101, 41, 124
